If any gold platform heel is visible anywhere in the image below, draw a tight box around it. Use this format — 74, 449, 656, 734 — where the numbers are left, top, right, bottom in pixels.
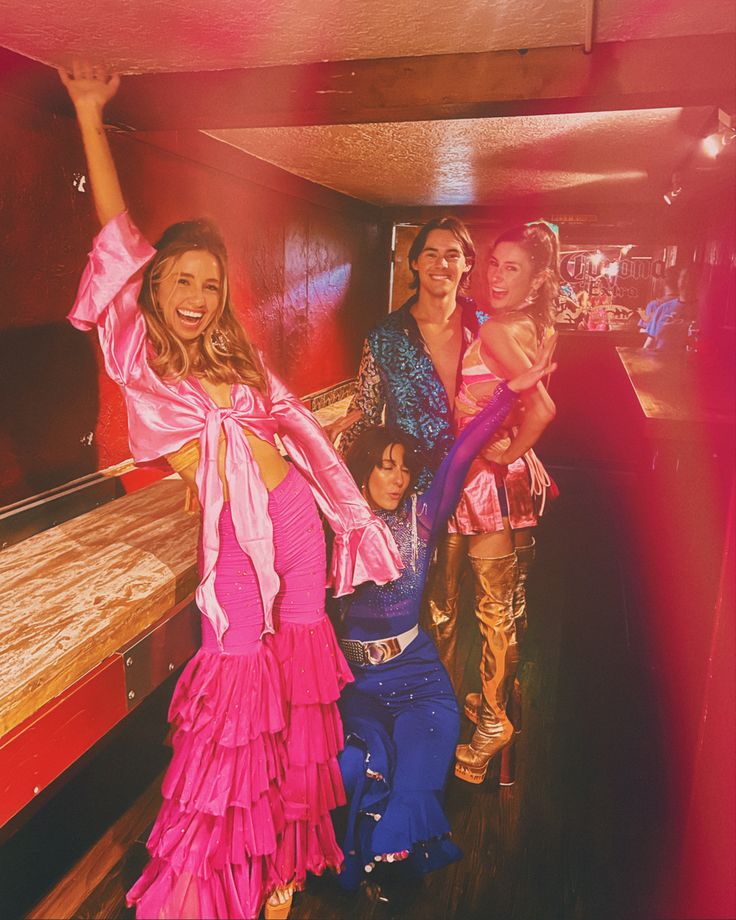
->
455, 715, 514, 783
264, 886, 294, 920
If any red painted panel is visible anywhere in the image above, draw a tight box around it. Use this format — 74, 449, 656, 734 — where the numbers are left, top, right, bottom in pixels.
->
0, 656, 127, 827
120, 467, 168, 494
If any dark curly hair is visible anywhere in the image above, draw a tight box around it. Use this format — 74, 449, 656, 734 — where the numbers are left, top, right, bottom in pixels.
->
344, 427, 423, 500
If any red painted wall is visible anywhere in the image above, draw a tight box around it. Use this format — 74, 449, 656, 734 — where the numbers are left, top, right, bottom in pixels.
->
0, 92, 391, 506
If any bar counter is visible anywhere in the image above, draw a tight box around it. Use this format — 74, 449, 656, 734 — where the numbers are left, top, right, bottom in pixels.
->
616, 346, 735, 442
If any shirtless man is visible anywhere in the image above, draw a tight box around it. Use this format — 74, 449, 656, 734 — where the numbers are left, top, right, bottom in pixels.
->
334, 217, 486, 691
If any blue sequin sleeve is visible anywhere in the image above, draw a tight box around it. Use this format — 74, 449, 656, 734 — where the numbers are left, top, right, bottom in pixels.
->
416, 382, 518, 546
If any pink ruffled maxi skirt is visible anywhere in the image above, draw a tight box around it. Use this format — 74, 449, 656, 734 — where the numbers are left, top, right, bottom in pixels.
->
127, 465, 353, 919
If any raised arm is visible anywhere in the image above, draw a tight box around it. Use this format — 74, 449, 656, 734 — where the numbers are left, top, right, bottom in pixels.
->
479, 322, 556, 465
59, 61, 125, 226
62, 62, 155, 383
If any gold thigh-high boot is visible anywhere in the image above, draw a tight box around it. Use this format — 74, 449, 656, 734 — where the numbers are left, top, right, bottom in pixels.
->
455, 552, 518, 783
421, 531, 468, 694
464, 539, 536, 728
512, 538, 535, 645
508, 539, 535, 733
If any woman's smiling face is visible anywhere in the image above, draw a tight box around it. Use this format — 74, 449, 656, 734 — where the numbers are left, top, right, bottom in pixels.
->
157, 249, 222, 342
486, 241, 539, 313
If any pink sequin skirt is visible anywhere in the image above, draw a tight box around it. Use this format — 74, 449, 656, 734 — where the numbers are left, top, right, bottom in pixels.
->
449, 452, 540, 535
127, 466, 353, 919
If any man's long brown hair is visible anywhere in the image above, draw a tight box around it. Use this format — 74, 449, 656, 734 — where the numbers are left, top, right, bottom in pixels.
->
407, 216, 476, 294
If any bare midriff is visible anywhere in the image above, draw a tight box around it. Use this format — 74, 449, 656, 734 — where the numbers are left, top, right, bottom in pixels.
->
169, 377, 290, 504
170, 429, 290, 504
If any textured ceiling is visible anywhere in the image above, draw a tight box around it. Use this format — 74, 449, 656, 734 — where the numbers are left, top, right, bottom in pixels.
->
207, 108, 707, 207
2, 1, 729, 210
0, 0, 733, 72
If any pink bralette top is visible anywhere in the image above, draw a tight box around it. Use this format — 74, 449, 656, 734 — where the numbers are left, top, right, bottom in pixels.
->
455, 337, 506, 421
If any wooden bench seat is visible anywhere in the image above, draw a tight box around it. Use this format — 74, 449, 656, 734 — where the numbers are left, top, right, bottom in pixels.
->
0, 479, 199, 827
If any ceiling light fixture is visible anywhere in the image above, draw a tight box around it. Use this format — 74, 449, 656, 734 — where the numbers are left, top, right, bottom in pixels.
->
702, 108, 736, 158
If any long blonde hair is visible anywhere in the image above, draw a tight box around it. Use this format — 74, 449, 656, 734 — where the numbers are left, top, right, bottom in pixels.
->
139, 218, 266, 390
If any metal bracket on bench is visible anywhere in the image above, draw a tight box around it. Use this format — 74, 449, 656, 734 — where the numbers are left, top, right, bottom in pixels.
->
117, 598, 200, 711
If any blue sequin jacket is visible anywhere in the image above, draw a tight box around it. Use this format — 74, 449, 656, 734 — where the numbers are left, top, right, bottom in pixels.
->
341, 296, 488, 490
342, 383, 517, 642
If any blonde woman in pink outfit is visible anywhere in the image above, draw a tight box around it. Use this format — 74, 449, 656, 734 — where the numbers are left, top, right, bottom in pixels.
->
60, 62, 401, 920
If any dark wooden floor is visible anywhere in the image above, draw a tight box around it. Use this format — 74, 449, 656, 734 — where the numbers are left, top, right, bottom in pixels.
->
4, 465, 669, 920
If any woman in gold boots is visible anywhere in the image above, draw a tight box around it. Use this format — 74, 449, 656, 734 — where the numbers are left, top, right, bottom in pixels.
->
450, 222, 560, 784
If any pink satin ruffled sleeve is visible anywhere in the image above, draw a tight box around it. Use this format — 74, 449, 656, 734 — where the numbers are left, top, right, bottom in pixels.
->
266, 369, 403, 595
67, 211, 156, 385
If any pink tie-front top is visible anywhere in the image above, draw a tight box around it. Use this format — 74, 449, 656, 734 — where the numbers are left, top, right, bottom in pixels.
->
68, 212, 402, 646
